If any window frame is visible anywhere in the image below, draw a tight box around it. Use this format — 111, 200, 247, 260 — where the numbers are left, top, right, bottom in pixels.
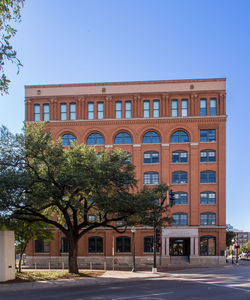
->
144, 172, 159, 185
200, 129, 216, 143
69, 102, 76, 120
173, 192, 188, 205
116, 236, 131, 253
142, 131, 161, 144
88, 236, 103, 253
61, 134, 76, 147
181, 99, 188, 117
200, 236, 216, 256
200, 171, 216, 184
34, 104, 40, 121
200, 150, 216, 162
143, 151, 159, 164
60, 103, 67, 121
200, 213, 216, 225
172, 213, 188, 226
115, 101, 122, 119
200, 98, 207, 116
114, 132, 132, 145
97, 102, 104, 120
43, 104, 49, 121
210, 98, 217, 116
172, 150, 188, 163
61, 237, 70, 253
125, 101, 132, 118
35, 239, 50, 253
200, 191, 216, 205
172, 171, 188, 185
171, 99, 178, 117
143, 100, 150, 118
86, 133, 104, 145
153, 99, 160, 118
88, 102, 94, 120
170, 130, 189, 143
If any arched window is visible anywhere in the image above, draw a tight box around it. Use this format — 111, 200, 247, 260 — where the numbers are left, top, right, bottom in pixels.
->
172, 171, 188, 184
174, 192, 188, 205
200, 150, 216, 162
200, 192, 216, 204
114, 132, 132, 144
200, 236, 216, 256
116, 236, 131, 253
144, 151, 159, 164
144, 172, 159, 185
200, 171, 216, 183
61, 134, 76, 146
172, 151, 188, 163
87, 133, 104, 145
171, 130, 189, 143
172, 213, 188, 226
88, 236, 103, 253
200, 213, 216, 225
142, 131, 160, 144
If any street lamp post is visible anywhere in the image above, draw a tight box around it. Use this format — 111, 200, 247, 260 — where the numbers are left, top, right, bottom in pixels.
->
236, 233, 239, 265
131, 226, 136, 272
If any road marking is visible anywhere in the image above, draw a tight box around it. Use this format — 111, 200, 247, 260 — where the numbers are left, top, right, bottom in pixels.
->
112, 291, 174, 300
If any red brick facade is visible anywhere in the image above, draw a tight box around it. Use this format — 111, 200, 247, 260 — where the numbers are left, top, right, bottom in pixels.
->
25, 78, 226, 267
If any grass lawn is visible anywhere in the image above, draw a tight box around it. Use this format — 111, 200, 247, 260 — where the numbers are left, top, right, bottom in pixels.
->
2, 270, 105, 284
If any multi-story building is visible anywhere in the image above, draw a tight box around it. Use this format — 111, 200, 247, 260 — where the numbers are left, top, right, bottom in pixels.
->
25, 78, 227, 267
234, 230, 250, 247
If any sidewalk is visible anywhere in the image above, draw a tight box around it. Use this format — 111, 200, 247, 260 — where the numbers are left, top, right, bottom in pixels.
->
0, 270, 164, 292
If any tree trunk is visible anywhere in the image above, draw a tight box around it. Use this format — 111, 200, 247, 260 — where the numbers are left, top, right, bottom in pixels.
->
18, 242, 28, 273
68, 237, 79, 274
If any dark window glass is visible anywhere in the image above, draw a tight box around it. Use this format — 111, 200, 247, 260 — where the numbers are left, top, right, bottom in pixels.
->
200, 213, 216, 225
171, 100, 178, 117
144, 172, 159, 184
35, 240, 50, 253
88, 214, 97, 223
153, 100, 160, 118
200, 171, 216, 183
172, 171, 188, 184
200, 236, 216, 256
200, 99, 207, 116
88, 102, 94, 120
172, 213, 188, 226
88, 236, 103, 253
61, 134, 76, 146
181, 99, 188, 117
97, 102, 104, 119
200, 192, 216, 204
87, 133, 104, 145
34, 104, 40, 121
114, 132, 132, 144
200, 150, 216, 162
116, 101, 122, 118
142, 131, 160, 144
143, 100, 150, 118
210, 99, 217, 116
116, 236, 131, 253
172, 151, 188, 163
144, 151, 159, 164
125, 101, 132, 118
60, 103, 67, 120
70, 103, 76, 120
144, 236, 153, 252
200, 129, 216, 142
43, 104, 49, 121
171, 131, 189, 143
61, 237, 70, 253
174, 192, 188, 205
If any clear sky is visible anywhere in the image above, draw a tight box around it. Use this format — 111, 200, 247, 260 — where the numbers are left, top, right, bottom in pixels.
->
1, 0, 250, 231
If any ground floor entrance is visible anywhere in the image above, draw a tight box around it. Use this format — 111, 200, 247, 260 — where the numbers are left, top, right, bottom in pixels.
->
170, 238, 190, 256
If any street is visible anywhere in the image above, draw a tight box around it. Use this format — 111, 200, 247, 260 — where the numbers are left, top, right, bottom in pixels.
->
0, 264, 250, 300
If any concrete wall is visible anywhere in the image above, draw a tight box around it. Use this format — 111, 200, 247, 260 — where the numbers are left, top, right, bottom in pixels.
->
0, 231, 15, 282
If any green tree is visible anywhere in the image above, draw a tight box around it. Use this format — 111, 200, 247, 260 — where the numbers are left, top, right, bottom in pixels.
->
246, 241, 250, 258
0, 0, 24, 94
226, 230, 236, 248
0, 123, 171, 274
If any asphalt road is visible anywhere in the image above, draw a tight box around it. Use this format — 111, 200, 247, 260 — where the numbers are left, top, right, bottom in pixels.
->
0, 265, 249, 300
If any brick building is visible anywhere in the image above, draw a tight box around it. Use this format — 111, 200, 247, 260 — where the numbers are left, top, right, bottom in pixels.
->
25, 78, 227, 267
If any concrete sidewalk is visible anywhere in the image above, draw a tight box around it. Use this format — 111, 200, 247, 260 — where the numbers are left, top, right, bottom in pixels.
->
0, 270, 164, 291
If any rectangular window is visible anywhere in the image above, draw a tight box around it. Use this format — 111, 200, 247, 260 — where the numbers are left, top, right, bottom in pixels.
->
115, 101, 122, 118
60, 103, 67, 120
200, 99, 207, 116
35, 240, 50, 253
171, 100, 178, 117
153, 100, 160, 118
210, 98, 217, 116
125, 101, 132, 118
70, 103, 76, 120
43, 104, 49, 121
88, 102, 94, 120
200, 129, 216, 142
34, 104, 40, 121
143, 100, 150, 118
61, 237, 70, 253
181, 99, 188, 117
97, 102, 104, 119
144, 172, 159, 185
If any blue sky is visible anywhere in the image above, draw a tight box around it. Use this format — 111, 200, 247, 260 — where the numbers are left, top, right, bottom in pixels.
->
1, 0, 250, 231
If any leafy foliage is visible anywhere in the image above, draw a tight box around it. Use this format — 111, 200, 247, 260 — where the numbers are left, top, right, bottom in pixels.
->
0, 123, 171, 273
226, 230, 236, 248
0, 0, 24, 94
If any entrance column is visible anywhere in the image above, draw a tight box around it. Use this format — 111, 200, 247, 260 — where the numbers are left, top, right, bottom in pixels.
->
166, 237, 170, 256
194, 237, 199, 256
190, 237, 194, 256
